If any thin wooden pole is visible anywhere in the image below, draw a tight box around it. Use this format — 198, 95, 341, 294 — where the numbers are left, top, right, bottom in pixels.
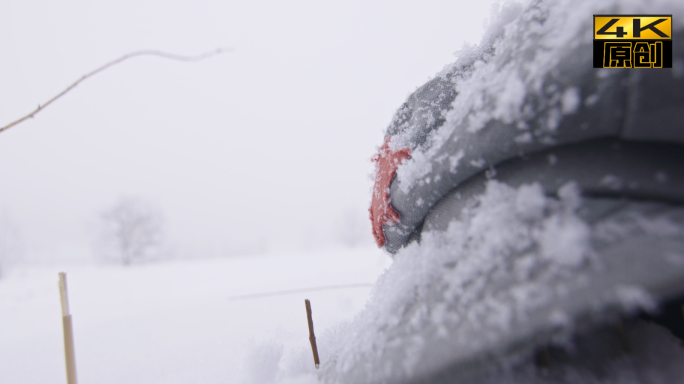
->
59, 272, 78, 384
304, 299, 320, 368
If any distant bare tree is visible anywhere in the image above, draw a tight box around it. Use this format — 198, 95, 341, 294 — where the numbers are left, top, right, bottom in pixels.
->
100, 198, 164, 266
0, 212, 22, 278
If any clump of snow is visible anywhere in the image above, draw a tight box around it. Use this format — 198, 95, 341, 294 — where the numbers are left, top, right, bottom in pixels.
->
493, 74, 527, 125
312, 179, 684, 384
470, 157, 487, 168
515, 182, 546, 220
396, 151, 433, 193
560, 87, 581, 115
319, 181, 596, 383
594, 207, 684, 244
584, 93, 601, 107
537, 184, 590, 267
613, 285, 657, 313
448, 150, 465, 173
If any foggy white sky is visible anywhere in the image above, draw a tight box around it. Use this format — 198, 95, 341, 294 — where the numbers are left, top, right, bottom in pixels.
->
0, 0, 497, 262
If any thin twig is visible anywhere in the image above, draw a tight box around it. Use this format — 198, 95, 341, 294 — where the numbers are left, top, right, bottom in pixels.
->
226, 283, 374, 301
305, 299, 321, 368
0, 47, 232, 134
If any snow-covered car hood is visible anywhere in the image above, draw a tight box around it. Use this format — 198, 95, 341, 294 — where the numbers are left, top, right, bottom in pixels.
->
322, 0, 684, 383
372, 0, 684, 254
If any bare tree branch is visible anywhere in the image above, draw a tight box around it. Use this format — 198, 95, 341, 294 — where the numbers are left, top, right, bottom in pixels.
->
0, 47, 232, 134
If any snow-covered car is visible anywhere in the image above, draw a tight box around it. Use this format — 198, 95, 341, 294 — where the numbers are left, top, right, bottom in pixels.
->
321, 0, 684, 383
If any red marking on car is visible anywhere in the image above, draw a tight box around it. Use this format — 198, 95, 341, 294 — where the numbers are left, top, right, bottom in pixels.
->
369, 136, 411, 247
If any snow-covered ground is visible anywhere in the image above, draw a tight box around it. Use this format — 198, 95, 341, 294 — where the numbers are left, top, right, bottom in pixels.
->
3, 194, 684, 384
0, 247, 391, 384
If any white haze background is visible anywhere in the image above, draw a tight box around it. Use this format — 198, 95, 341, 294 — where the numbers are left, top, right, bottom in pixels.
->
0, 2, 495, 383
0, 0, 497, 262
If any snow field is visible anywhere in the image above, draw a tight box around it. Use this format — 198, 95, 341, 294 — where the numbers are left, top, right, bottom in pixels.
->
0, 248, 391, 384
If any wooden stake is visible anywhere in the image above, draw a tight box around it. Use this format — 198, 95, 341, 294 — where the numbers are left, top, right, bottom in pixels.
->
59, 272, 78, 384
305, 299, 320, 368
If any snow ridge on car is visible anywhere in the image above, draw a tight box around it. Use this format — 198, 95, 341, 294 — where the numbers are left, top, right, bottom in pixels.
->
374, 0, 684, 253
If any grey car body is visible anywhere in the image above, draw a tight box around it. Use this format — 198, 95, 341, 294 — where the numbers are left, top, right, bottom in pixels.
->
359, 1, 684, 383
